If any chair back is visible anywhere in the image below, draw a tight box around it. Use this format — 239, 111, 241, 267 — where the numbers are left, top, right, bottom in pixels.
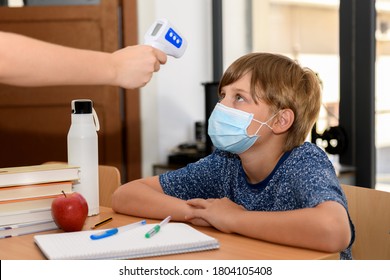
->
98, 164, 121, 207
341, 184, 390, 259
43, 162, 120, 207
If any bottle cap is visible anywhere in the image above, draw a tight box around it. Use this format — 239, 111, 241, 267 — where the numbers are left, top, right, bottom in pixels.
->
71, 99, 93, 114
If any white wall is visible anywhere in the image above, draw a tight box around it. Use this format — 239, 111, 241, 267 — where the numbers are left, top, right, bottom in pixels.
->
137, 0, 213, 177
222, 0, 250, 69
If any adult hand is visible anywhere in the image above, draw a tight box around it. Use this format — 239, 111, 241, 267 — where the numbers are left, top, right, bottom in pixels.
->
111, 45, 167, 89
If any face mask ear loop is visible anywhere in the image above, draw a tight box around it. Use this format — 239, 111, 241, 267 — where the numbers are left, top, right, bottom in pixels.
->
253, 122, 265, 136
264, 112, 280, 130
252, 111, 279, 135
262, 122, 273, 131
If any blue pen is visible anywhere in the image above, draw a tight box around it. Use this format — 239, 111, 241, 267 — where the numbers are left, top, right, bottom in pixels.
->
145, 216, 171, 238
90, 220, 146, 240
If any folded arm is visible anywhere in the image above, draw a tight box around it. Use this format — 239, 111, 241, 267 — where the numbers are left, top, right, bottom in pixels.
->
112, 177, 351, 253
112, 176, 192, 221
186, 198, 352, 253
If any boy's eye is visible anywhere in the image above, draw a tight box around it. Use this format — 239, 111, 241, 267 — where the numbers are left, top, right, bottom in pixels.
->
235, 94, 244, 102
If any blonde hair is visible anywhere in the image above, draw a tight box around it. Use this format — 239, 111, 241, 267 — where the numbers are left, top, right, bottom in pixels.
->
219, 53, 321, 151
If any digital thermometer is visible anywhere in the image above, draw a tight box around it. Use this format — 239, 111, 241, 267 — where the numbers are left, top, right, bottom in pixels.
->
144, 18, 187, 58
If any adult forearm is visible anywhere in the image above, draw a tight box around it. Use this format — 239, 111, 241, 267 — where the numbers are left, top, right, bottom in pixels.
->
0, 32, 113, 87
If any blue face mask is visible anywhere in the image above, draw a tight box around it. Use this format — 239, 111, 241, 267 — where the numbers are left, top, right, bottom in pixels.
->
208, 103, 276, 154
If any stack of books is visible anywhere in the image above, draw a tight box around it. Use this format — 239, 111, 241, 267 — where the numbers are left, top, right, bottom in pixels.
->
0, 164, 79, 238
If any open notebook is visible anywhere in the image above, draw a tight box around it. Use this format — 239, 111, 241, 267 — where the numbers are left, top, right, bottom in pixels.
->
34, 222, 219, 260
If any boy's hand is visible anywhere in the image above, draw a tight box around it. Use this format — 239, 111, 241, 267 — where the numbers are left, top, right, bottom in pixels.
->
185, 197, 246, 233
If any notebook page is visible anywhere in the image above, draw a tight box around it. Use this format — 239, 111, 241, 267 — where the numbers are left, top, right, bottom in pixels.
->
34, 222, 219, 260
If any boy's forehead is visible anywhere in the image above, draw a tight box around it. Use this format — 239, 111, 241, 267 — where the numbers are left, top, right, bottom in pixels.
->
232, 72, 252, 85
222, 74, 251, 92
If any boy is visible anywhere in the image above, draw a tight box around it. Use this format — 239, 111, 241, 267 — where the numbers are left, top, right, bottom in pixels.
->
112, 53, 355, 259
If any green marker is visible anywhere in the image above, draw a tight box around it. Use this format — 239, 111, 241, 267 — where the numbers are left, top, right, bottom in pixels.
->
145, 216, 171, 238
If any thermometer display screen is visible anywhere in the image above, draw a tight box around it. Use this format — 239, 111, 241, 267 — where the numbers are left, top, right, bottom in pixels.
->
152, 23, 163, 36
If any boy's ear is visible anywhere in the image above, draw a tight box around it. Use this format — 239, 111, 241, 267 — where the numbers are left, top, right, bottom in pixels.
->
273, 109, 294, 134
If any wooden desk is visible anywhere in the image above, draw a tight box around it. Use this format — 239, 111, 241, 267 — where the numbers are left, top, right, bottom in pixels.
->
0, 207, 338, 260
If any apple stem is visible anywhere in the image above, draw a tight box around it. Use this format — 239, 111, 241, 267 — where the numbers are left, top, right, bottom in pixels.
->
62, 190, 67, 197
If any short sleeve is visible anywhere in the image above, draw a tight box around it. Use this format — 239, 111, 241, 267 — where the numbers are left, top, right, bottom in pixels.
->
159, 150, 240, 200
290, 146, 347, 209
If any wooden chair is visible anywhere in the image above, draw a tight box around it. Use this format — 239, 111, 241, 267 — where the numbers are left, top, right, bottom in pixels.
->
98, 164, 121, 207
341, 184, 390, 259
43, 162, 121, 208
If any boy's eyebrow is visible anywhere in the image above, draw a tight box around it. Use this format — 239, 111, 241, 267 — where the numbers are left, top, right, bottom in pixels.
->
226, 84, 250, 93
230, 86, 251, 97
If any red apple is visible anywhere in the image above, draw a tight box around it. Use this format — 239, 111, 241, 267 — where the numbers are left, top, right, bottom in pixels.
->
51, 191, 88, 232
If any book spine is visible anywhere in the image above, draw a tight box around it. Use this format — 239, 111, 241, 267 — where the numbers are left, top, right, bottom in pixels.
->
0, 181, 72, 202
0, 221, 58, 239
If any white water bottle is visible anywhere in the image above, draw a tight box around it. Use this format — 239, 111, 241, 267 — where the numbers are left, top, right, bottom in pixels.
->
67, 99, 100, 216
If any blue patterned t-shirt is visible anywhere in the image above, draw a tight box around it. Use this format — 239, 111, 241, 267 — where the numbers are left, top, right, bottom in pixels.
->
159, 142, 355, 259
